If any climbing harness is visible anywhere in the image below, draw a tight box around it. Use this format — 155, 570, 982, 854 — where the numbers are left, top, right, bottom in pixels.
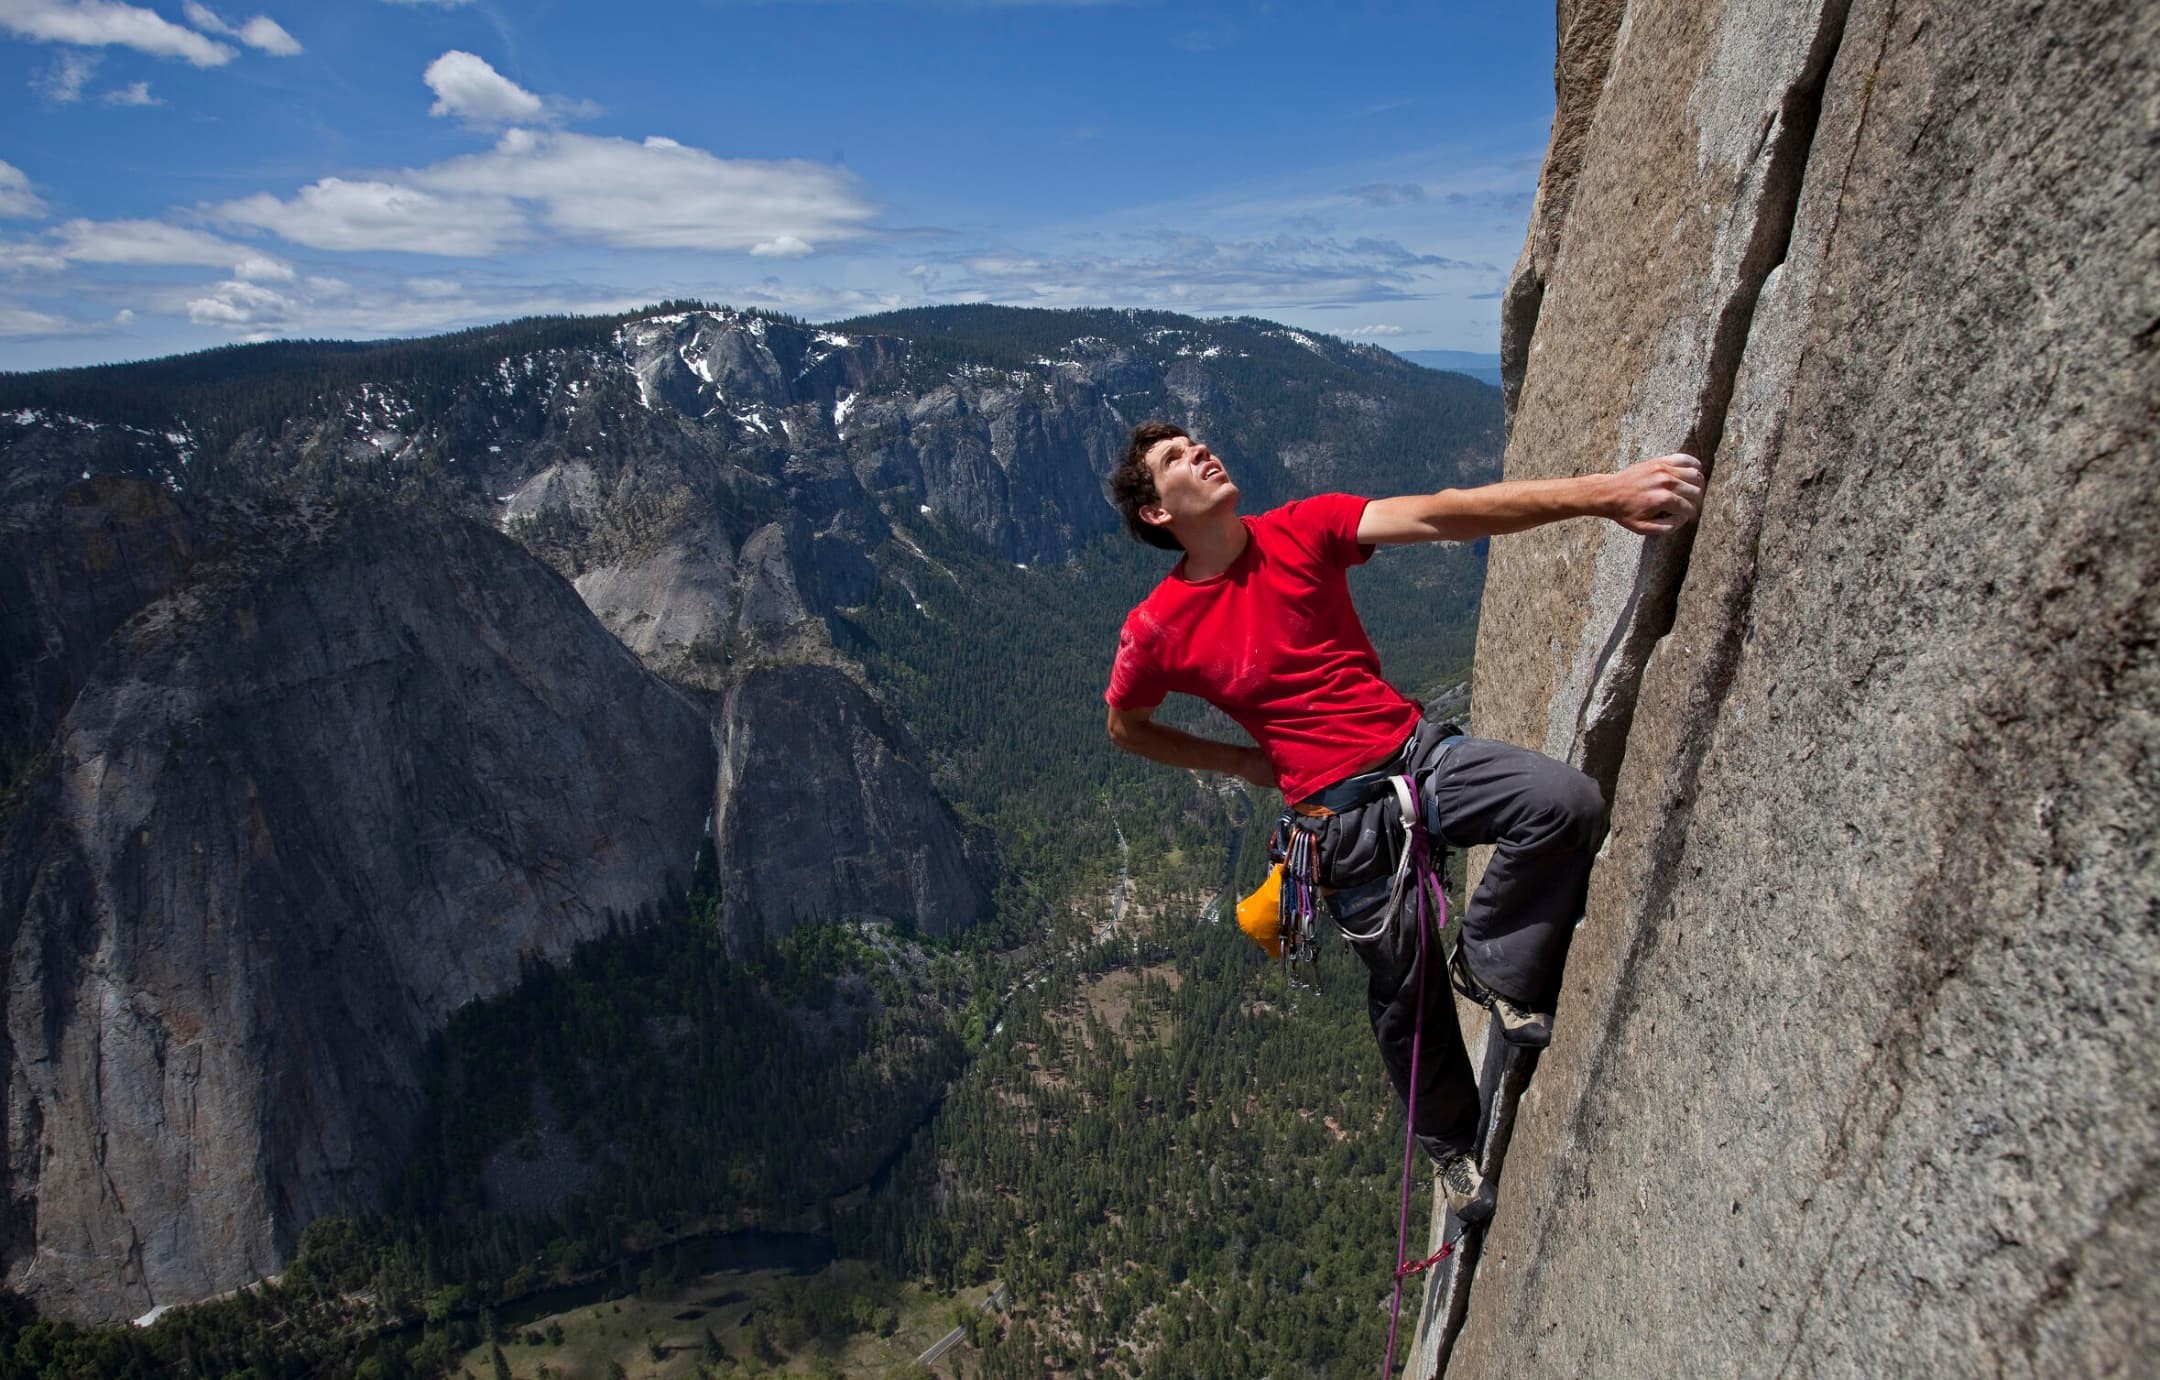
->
1380, 772, 1462, 1380
1234, 721, 1464, 969
1338, 777, 1444, 947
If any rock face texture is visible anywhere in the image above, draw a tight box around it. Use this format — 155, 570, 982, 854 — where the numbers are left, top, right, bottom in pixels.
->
0, 475, 202, 781
713, 666, 990, 946
0, 493, 713, 1323
1416, 1, 2158, 1375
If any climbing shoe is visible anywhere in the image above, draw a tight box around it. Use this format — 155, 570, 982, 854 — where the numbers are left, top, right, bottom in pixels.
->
1491, 993, 1553, 1049
1438, 1153, 1496, 1225
1451, 951, 1553, 1049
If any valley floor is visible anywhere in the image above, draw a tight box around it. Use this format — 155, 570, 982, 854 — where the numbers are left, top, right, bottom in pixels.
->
453, 1261, 997, 1380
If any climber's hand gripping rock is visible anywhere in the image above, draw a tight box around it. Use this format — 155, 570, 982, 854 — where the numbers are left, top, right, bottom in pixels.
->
1606, 452, 1705, 536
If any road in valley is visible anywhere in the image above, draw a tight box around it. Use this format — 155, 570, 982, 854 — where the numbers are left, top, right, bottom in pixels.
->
917, 1285, 1008, 1366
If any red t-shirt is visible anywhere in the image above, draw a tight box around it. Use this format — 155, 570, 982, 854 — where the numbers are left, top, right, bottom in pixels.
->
1104, 493, 1421, 802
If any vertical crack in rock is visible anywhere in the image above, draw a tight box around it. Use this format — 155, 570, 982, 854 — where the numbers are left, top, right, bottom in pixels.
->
1573, 0, 1852, 802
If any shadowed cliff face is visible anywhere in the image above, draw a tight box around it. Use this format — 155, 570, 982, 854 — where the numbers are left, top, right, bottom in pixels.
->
0, 491, 714, 1324
713, 665, 992, 947
0, 475, 202, 790
1413, 1, 2159, 1375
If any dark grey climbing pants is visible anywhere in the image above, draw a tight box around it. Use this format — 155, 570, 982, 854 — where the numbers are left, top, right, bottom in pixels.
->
1317, 721, 1608, 1160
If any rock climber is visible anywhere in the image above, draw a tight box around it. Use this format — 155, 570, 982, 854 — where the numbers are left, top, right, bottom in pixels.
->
1102, 420, 1703, 1221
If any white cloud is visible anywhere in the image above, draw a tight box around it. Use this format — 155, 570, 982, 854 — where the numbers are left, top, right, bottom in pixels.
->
239, 14, 297, 54
123, 260, 912, 346
0, 217, 297, 283
415, 130, 877, 253
101, 78, 159, 104
181, 3, 302, 56
701, 279, 904, 320
52, 217, 291, 276
215, 130, 879, 258
0, 161, 48, 219
423, 50, 542, 125
382, 0, 472, 6
0, 0, 237, 66
33, 50, 98, 101
1345, 182, 1427, 207
1341, 323, 1406, 337
184, 276, 293, 327
157, 269, 606, 341
231, 252, 292, 281
0, 239, 67, 272
216, 177, 526, 255
112, 306, 133, 323
40, 255, 921, 349
922, 231, 1472, 315
0, 301, 83, 336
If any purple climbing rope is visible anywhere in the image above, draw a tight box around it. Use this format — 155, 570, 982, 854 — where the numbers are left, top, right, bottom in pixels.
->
1382, 773, 1451, 1380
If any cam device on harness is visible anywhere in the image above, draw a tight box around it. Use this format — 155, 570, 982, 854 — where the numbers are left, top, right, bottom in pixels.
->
1234, 813, 1326, 984
1235, 720, 1463, 964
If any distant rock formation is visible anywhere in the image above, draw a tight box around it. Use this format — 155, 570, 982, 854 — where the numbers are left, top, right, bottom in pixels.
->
0, 487, 713, 1323
1412, 0, 2157, 1374
714, 665, 991, 947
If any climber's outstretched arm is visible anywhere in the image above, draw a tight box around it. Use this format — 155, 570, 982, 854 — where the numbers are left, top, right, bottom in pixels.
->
1357, 452, 1704, 545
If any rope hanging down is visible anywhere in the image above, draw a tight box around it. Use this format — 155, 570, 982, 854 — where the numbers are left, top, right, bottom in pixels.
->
1382, 773, 1458, 1380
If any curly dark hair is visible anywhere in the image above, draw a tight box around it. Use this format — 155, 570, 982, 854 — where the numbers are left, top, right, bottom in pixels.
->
1110, 420, 1188, 551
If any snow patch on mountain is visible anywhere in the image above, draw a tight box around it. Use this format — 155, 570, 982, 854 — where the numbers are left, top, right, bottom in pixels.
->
1268, 328, 1329, 356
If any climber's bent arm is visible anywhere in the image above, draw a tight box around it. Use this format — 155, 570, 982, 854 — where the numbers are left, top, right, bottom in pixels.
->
1358, 452, 1705, 544
1107, 704, 1277, 789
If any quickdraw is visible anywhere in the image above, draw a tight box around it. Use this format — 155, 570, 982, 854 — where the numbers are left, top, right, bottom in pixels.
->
1275, 816, 1323, 991
1395, 1228, 1464, 1281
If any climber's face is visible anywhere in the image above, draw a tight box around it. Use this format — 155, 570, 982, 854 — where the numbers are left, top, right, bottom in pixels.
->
1139, 434, 1240, 533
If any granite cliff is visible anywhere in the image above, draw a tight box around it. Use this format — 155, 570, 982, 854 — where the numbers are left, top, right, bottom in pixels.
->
1409, 1, 2157, 1374
713, 664, 989, 945
0, 484, 714, 1323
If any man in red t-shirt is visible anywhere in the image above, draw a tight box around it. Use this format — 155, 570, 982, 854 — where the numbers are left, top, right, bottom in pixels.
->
1103, 419, 1702, 1222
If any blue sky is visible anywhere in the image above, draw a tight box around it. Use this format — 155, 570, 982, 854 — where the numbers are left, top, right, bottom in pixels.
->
0, 1, 1555, 370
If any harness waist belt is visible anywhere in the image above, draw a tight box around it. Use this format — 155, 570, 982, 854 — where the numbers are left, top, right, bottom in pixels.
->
1300, 719, 1464, 814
